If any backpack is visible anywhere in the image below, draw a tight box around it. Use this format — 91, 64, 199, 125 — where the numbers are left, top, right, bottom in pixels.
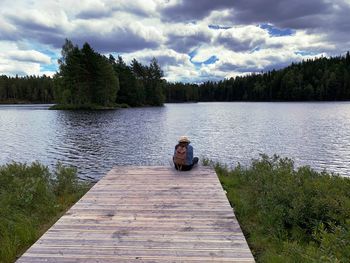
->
173, 145, 187, 166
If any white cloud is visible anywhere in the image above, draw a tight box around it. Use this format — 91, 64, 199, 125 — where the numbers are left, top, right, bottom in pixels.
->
163, 22, 213, 52
0, 16, 16, 37
265, 31, 333, 51
8, 50, 51, 64
204, 8, 236, 26
0, 41, 53, 76
214, 25, 269, 51
0, 60, 41, 76
0, 0, 349, 81
123, 48, 190, 65
121, 48, 195, 82
165, 64, 201, 83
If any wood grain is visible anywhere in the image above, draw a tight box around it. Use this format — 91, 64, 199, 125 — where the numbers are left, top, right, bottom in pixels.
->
17, 166, 255, 263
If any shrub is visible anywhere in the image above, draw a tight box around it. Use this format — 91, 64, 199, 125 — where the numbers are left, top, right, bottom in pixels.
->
214, 154, 350, 262
0, 162, 91, 262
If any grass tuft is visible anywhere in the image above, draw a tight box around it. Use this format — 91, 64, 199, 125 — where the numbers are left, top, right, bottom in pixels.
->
0, 162, 91, 262
212, 154, 350, 262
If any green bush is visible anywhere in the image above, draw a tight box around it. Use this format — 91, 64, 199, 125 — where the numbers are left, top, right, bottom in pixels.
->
214, 154, 350, 262
0, 162, 91, 262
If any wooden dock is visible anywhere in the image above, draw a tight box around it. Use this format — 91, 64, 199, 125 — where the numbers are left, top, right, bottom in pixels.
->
18, 166, 255, 262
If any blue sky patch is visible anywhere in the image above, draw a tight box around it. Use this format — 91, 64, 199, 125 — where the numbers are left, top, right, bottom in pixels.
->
23, 41, 58, 57
24, 41, 60, 72
295, 51, 320, 56
41, 63, 57, 73
189, 48, 218, 68
202, 55, 219, 64
260, 23, 294, 37
40, 49, 58, 58
188, 49, 198, 59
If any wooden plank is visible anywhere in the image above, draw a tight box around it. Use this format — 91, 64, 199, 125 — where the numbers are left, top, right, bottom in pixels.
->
17, 166, 255, 262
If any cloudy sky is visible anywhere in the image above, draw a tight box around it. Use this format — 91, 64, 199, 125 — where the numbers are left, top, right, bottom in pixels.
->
1, 0, 349, 82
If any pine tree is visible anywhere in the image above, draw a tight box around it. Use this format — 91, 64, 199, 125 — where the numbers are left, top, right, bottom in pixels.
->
54, 40, 119, 107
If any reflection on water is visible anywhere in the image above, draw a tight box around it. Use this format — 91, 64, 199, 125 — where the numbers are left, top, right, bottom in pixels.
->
1, 102, 350, 179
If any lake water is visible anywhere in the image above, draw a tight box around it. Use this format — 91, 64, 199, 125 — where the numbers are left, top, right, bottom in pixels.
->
1, 102, 350, 179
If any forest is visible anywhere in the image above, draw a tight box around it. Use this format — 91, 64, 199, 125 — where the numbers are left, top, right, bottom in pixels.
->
166, 52, 350, 102
0, 75, 54, 104
53, 39, 165, 108
0, 43, 349, 106
0, 39, 165, 108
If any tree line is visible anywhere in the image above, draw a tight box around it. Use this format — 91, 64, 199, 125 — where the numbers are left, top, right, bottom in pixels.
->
0, 75, 54, 103
1, 42, 350, 105
0, 39, 165, 107
166, 51, 350, 102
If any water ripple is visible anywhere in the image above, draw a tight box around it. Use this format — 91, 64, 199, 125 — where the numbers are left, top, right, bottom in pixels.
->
1, 102, 350, 179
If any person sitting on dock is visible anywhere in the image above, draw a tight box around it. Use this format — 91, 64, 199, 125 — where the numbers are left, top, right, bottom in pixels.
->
173, 136, 199, 171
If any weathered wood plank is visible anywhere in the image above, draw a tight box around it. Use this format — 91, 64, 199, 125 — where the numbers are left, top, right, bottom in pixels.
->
17, 166, 255, 262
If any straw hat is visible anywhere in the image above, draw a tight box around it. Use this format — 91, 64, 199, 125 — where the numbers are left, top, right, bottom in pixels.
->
178, 136, 190, 143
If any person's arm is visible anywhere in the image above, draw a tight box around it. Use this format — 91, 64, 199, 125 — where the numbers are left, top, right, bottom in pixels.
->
173, 144, 178, 161
186, 145, 193, 165
174, 144, 179, 155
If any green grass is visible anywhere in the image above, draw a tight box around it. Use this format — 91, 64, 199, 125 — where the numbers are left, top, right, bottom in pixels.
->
0, 162, 92, 263
207, 154, 350, 263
